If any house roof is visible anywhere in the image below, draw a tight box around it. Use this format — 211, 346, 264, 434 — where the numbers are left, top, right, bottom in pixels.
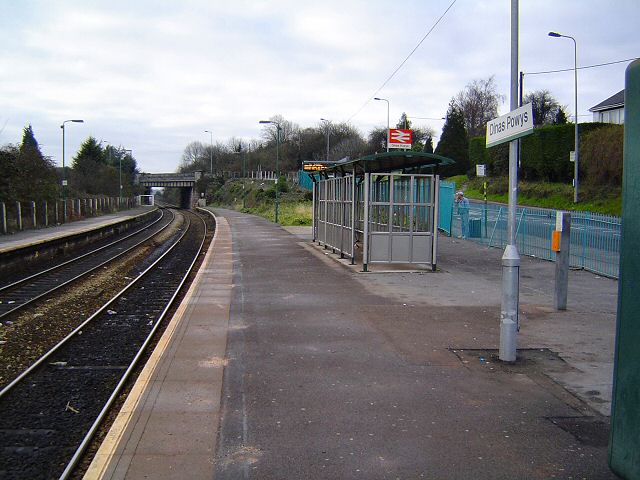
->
589, 89, 624, 112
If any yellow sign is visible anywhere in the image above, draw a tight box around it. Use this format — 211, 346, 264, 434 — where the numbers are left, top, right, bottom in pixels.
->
303, 163, 328, 172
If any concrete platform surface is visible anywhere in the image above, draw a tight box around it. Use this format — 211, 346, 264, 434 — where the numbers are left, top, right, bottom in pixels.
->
0, 206, 155, 254
88, 208, 618, 479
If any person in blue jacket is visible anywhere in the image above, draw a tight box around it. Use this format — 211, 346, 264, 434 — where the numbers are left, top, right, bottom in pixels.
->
455, 191, 470, 238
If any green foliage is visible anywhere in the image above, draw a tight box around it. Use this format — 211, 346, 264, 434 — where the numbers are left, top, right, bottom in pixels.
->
469, 122, 610, 183
21, 125, 59, 201
435, 100, 469, 175
462, 176, 621, 215
0, 126, 59, 202
581, 125, 623, 186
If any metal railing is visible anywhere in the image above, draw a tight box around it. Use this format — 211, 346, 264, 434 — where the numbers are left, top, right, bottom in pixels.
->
0, 197, 137, 235
449, 201, 621, 278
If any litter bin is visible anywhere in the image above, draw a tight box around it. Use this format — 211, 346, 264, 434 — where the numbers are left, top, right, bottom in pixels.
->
469, 218, 482, 238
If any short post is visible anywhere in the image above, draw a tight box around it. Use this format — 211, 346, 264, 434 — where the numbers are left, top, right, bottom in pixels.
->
1, 202, 6, 234
553, 211, 571, 310
44, 201, 48, 227
31, 201, 37, 228
16, 201, 22, 231
55, 201, 59, 224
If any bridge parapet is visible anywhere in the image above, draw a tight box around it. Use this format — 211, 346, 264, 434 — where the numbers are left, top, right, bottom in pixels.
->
136, 171, 202, 187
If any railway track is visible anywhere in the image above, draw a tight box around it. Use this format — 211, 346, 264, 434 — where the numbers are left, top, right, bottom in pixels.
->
0, 208, 173, 320
0, 209, 210, 480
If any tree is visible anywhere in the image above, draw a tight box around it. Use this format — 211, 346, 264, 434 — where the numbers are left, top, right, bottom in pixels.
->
71, 137, 109, 194
523, 89, 568, 127
435, 100, 469, 175
367, 127, 388, 154
455, 76, 504, 138
554, 108, 568, 125
422, 135, 434, 154
16, 125, 58, 201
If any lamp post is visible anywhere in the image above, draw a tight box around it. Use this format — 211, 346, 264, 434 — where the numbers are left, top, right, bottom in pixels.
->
549, 31, 579, 203
123, 149, 132, 208
320, 118, 331, 161
60, 119, 84, 222
259, 120, 281, 223
103, 140, 113, 196
374, 97, 390, 152
204, 130, 213, 175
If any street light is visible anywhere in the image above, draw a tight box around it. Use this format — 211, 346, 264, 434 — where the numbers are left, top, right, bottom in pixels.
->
320, 118, 331, 161
549, 31, 579, 203
103, 140, 113, 195
60, 119, 84, 222
204, 130, 213, 174
259, 119, 281, 223
373, 97, 390, 152
123, 149, 132, 208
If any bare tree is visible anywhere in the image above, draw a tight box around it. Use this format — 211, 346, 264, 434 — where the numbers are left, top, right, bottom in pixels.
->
523, 89, 568, 126
181, 141, 207, 169
455, 76, 505, 138
260, 115, 299, 144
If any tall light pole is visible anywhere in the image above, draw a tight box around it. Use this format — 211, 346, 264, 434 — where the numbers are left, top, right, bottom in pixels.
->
320, 118, 331, 161
549, 31, 579, 203
123, 149, 132, 208
103, 140, 113, 195
60, 119, 84, 222
374, 97, 390, 152
204, 130, 213, 174
259, 119, 281, 223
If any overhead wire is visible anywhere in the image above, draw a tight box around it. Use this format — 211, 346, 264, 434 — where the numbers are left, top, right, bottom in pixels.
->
346, 0, 458, 123
525, 58, 638, 76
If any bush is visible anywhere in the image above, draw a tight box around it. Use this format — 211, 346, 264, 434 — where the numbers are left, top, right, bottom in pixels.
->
581, 125, 623, 186
469, 122, 609, 183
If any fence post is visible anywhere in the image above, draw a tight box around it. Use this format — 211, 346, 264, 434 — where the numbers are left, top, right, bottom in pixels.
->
554, 212, 571, 310
55, 201, 59, 224
16, 201, 22, 231
1, 202, 6, 234
44, 201, 48, 227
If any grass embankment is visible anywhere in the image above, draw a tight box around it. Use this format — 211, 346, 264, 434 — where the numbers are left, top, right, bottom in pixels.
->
446, 175, 621, 216
209, 178, 313, 226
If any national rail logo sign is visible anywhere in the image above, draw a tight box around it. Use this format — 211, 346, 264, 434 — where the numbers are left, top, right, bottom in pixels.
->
388, 129, 412, 149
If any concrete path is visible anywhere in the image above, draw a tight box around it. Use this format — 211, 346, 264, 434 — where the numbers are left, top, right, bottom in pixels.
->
213, 209, 617, 479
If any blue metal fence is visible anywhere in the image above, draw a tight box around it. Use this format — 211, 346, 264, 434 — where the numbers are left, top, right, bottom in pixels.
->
438, 180, 455, 235
448, 201, 621, 278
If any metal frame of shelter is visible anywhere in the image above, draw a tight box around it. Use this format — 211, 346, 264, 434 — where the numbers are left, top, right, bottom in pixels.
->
305, 151, 455, 272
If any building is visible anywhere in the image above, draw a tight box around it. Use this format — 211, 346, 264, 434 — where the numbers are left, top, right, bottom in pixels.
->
589, 89, 625, 124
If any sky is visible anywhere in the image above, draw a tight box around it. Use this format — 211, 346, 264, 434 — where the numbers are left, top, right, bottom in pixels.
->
0, 0, 637, 173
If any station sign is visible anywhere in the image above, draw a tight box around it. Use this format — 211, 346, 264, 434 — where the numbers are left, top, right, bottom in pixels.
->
486, 102, 534, 148
388, 129, 412, 149
476, 164, 486, 177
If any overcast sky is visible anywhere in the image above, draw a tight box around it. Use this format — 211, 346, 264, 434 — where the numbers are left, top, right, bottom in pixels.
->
1, 1, 637, 173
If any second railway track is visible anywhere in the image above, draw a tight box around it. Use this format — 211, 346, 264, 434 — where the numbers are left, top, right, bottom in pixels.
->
0, 208, 213, 480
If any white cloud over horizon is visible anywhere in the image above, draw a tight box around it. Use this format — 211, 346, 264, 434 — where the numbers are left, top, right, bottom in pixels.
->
0, 0, 637, 173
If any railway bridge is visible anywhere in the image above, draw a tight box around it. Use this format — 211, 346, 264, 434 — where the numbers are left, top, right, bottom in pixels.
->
136, 171, 203, 208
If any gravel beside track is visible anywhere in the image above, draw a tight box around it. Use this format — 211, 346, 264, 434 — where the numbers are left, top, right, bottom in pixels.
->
0, 209, 171, 319
0, 209, 208, 480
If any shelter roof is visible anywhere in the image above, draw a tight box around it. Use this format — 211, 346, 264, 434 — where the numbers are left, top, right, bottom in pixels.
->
303, 151, 455, 176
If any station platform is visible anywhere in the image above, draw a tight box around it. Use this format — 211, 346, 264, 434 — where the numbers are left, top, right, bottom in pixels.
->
0, 206, 156, 255
85, 207, 618, 479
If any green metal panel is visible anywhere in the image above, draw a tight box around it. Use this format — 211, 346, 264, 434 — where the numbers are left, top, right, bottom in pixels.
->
438, 180, 455, 235
610, 59, 640, 479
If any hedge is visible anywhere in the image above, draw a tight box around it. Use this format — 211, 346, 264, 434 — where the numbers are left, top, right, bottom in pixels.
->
468, 122, 609, 182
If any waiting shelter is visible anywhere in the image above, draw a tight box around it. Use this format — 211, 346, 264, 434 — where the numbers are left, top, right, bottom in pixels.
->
303, 151, 455, 272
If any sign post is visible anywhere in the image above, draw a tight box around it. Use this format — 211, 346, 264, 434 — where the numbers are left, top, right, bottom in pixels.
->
487, 0, 531, 363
